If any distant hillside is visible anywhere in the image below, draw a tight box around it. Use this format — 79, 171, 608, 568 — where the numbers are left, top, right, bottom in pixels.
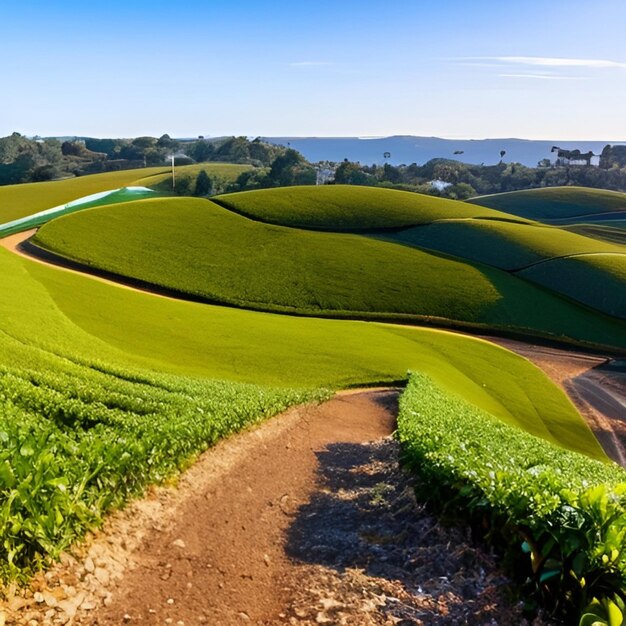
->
263, 136, 621, 167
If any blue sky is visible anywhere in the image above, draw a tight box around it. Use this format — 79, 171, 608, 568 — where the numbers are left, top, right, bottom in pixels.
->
2, 0, 626, 139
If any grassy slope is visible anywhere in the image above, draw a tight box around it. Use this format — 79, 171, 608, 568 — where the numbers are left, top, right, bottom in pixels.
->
132, 163, 251, 191
385, 219, 624, 270
0, 164, 251, 225
519, 254, 626, 319
563, 223, 626, 245
12, 249, 603, 460
215, 184, 526, 230
32, 197, 626, 349
468, 186, 626, 221
0, 187, 159, 238
0, 168, 169, 223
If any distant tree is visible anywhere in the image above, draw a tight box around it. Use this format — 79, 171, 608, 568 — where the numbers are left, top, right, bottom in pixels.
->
61, 141, 84, 157
157, 134, 176, 149
31, 164, 59, 182
190, 140, 215, 162
194, 170, 212, 196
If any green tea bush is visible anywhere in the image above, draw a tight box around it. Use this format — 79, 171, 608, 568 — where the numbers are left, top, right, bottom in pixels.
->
0, 334, 326, 581
397, 373, 626, 623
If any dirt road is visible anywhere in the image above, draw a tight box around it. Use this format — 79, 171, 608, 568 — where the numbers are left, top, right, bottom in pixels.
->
1, 391, 536, 625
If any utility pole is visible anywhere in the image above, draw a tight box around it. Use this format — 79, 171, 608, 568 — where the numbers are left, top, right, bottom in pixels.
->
171, 155, 176, 190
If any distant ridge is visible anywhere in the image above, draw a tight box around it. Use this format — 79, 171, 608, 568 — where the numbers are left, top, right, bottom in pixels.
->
263, 135, 624, 167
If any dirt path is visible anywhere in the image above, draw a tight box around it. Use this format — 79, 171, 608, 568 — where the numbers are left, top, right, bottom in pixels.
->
486, 337, 626, 465
1, 391, 538, 625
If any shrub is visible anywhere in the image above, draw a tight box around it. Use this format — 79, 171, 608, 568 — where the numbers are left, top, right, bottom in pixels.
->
396, 372, 626, 623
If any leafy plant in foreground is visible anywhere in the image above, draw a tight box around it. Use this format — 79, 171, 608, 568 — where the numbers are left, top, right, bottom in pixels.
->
396, 373, 626, 623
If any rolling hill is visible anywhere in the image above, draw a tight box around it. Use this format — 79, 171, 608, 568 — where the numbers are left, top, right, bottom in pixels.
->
468, 186, 626, 222
32, 195, 626, 349
214, 184, 525, 231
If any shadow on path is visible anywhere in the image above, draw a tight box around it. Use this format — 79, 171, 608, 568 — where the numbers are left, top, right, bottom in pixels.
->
284, 438, 541, 625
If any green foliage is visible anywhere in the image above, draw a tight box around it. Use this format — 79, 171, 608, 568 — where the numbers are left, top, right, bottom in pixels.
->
0, 335, 321, 581
519, 254, 626, 320
386, 219, 622, 271
194, 169, 212, 196
469, 186, 626, 221
397, 373, 626, 623
216, 184, 521, 231
32, 196, 626, 350
0, 167, 170, 224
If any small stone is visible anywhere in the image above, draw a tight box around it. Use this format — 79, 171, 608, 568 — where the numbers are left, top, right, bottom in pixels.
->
238, 613, 250, 622
177, 622, 185, 626
165, 620, 173, 625
81, 600, 96, 611
34, 592, 45, 604
57, 600, 78, 620
84, 557, 95, 573
94, 567, 110, 585
123, 614, 132, 623
263, 554, 271, 567
42, 592, 58, 608
166, 598, 175, 605
172, 539, 186, 549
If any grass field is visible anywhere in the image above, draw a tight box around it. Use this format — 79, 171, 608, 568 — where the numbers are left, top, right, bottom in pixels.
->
0, 173, 616, 581
32, 197, 626, 349
384, 218, 625, 271
563, 223, 626, 245
0, 168, 169, 224
215, 184, 525, 230
132, 162, 252, 193
519, 253, 626, 319
469, 186, 626, 221
4, 247, 600, 458
0, 186, 158, 238
0, 164, 252, 226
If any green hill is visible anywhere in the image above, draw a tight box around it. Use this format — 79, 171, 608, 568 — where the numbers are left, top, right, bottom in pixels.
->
0, 175, 613, 580
215, 184, 525, 231
32, 196, 626, 350
518, 253, 626, 319
468, 186, 626, 222
383, 218, 626, 319
0, 168, 169, 224
0, 163, 251, 226
0, 186, 158, 238
385, 219, 624, 271
4, 246, 602, 458
132, 162, 251, 192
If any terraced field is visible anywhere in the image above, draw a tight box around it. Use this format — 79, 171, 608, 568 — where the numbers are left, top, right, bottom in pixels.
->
469, 186, 626, 222
32, 196, 626, 348
2, 173, 626, 622
385, 218, 624, 270
0, 163, 249, 225
215, 184, 525, 230
519, 253, 626, 319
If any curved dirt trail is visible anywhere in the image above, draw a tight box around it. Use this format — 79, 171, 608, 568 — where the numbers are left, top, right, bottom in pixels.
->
5, 391, 536, 626
93, 390, 398, 625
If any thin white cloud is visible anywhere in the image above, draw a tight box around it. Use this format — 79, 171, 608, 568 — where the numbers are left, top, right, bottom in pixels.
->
288, 61, 335, 68
458, 55, 626, 69
499, 72, 588, 80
